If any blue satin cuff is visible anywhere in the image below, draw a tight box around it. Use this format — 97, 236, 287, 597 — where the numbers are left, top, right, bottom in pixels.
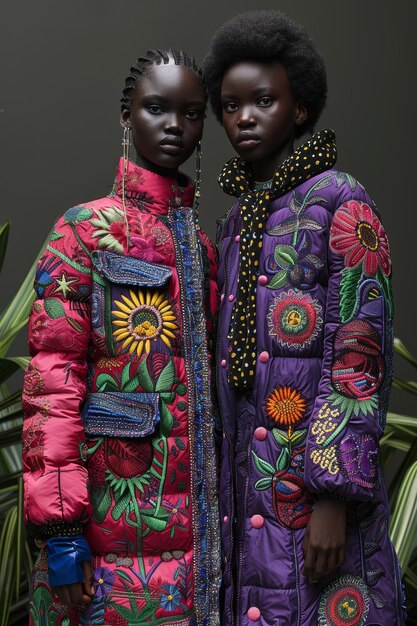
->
46, 535, 91, 587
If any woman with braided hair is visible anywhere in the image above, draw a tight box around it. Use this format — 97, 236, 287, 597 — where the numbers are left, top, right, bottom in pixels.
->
23, 48, 221, 626
204, 10, 406, 626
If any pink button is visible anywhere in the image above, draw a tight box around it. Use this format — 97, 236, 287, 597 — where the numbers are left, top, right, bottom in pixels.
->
258, 275, 268, 286
235, 235, 241, 243
220, 293, 225, 302
223, 516, 228, 523
228, 294, 235, 302
247, 607, 261, 621
221, 359, 227, 368
259, 351, 269, 363
254, 427, 268, 441
251, 514, 265, 529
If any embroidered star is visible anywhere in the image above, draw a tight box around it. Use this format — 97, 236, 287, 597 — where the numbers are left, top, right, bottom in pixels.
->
53, 271, 78, 299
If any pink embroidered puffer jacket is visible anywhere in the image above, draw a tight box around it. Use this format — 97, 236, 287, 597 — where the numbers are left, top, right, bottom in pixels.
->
22, 159, 221, 626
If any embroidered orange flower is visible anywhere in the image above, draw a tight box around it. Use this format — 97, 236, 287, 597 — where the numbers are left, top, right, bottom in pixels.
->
265, 386, 307, 428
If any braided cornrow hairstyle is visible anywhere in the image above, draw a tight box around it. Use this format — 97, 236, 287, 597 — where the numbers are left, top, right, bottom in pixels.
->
121, 48, 206, 113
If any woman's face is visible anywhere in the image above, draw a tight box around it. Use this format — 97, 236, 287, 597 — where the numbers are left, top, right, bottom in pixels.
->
122, 63, 206, 175
220, 60, 307, 180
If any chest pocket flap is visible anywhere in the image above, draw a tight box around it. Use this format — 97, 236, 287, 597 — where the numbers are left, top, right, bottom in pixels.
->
92, 250, 172, 287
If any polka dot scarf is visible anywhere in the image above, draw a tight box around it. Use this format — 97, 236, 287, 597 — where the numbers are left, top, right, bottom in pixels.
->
218, 128, 337, 390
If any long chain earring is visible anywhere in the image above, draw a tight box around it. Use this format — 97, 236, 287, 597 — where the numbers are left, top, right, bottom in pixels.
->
193, 140, 202, 230
122, 125, 131, 250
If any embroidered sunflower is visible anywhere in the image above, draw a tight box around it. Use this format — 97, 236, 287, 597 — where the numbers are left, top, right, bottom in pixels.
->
265, 386, 306, 430
112, 290, 178, 356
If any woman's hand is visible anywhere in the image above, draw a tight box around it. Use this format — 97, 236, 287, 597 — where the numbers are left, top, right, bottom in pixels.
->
302, 498, 347, 584
53, 560, 94, 607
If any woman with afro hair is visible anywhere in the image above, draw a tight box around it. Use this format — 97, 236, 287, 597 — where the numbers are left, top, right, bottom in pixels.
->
204, 10, 405, 626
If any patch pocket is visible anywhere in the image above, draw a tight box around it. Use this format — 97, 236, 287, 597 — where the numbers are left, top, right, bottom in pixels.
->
82, 391, 160, 438
91, 251, 177, 356
92, 250, 172, 288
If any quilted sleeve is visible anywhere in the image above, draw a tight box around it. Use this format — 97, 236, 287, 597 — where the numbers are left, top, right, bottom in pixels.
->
304, 187, 393, 501
22, 210, 93, 536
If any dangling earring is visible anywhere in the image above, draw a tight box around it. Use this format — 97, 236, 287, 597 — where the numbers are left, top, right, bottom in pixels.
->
193, 141, 202, 229
121, 125, 131, 250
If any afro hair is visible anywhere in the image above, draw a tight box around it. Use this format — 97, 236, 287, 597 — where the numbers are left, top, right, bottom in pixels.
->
203, 10, 327, 138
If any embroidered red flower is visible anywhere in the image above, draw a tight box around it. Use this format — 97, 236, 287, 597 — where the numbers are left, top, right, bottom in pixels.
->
330, 201, 391, 276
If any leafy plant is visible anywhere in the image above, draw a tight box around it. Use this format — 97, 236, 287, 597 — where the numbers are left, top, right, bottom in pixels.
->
381, 337, 417, 619
0, 221, 39, 626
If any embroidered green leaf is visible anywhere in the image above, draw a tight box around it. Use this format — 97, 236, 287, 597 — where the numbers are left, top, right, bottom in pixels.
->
121, 363, 131, 387
276, 448, 290, 471
312, 175, 333, 191
304, 253, 324, 269
155, 358, 175, 392
272, 428, 289, 447
252, 451, 275, 476
115, 569, 134, 584
137, 356, 153, 392
267, 270, 288, 290
176, 383, 187, 396
339, 265, 363, 322
123, 375, 139, 393
376, 268, 394, 316
304, 195, 327, 208
111, 492, 132, 520
64, 206, 93, 224
96, 372, 118, 392
93, 485, 112, 524
267, 215, 325, 236
66, 317, 84, 334
50, 230, 63, 241
274, 244, 298, 268
111, 603, 141, 622
254, 477, 273, 491
142, 515, 167, 532
137, 599, 160, 621
159, 401, 174, 437
44, 298, 65, 319
290, 428, 308, 446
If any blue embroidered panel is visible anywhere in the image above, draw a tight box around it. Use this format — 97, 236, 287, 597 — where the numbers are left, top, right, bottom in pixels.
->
82, 391, 160, 437
92, 250, 172, 287
170, 207, 221, 626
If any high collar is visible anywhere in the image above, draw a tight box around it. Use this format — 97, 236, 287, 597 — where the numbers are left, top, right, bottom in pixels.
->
111, 158, 195, 216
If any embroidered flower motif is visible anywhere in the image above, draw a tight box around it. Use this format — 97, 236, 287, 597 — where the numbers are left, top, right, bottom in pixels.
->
162, 497, 189, 527
91, 206, 127, 253
160, 583, 181, 611
94, 566, 114, 597
112, 289, 178, 356
130, 235, 165, 263
330, 201, 391, 276
265, 386, 307, 429
268, 289, 322, 349
318, 574, 370, 625
105, 438, 153, 479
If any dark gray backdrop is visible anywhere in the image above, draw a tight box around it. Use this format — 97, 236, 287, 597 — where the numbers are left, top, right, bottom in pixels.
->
1, 0, 416, 415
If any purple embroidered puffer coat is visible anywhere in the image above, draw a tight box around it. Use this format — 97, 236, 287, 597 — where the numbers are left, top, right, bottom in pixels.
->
216, 168, 406, 626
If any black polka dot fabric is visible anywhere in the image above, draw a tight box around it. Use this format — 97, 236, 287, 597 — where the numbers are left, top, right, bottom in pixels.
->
218, 128, 337, 391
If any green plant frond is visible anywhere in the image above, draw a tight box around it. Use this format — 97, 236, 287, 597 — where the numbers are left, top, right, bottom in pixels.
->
390, 461, 417, 569
393, 378, 417, 395
394, 337, 417, 368
386, 413, 417, 430
0, 222, 10, 274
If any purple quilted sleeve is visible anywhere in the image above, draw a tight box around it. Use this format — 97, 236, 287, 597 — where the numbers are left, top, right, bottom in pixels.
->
304, 188, 393, 501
